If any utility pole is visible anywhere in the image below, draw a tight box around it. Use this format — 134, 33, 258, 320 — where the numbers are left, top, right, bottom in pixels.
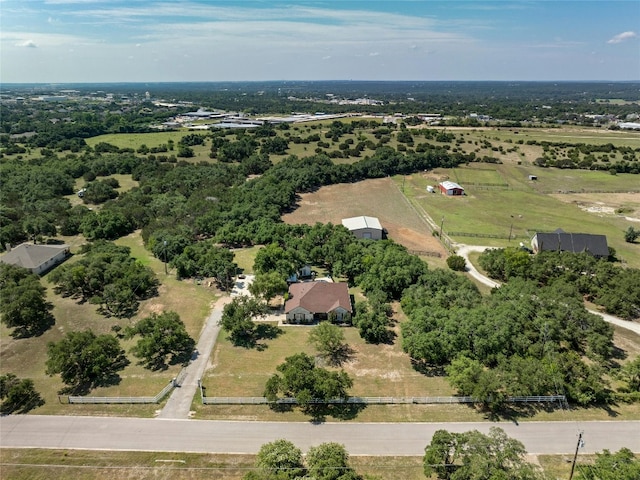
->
568, 431, 584, 480
440, 216, 445, 239
163, 240, 168, 275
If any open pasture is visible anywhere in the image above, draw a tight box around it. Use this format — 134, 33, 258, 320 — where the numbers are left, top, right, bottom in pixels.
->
282, 177, 448, 266
452, 166, 507, 186
401, 165, 640, 267
463, 126, 640, 149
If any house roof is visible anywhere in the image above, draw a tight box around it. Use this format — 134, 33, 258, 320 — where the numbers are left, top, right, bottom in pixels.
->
534, 231, 609, 257
341, 216, 382, 231
439, 181, 464, 191
285, 282, 352, 314
0, 243, 69, 271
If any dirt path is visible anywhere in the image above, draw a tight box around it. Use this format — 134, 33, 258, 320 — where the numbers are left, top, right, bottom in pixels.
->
156, 296, 231, 419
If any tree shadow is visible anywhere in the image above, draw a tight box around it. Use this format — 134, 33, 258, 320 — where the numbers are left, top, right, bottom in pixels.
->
410, 360, 447, 377
477, 399, 622, 422
303, 402, 367, 422
139, 344, 195, 371
58, 358, 130, 396
10, 313, 55, 339
232, 324, 284, 350
326, 344, 356, 367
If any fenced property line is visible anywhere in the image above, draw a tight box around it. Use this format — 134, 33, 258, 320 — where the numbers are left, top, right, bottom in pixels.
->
466, 182, 510, 188
470, 185, 512, 191
200, 395, 567, 406
408, 250, 442, 258
541, 188, 640, 195
447, 232, 527, 240
66, 367, 187, 404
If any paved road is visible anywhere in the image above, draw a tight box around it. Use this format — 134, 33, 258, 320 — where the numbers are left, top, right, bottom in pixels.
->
1, 416, 638, 455
456, 244, 640, 335
157, 297, 231, 419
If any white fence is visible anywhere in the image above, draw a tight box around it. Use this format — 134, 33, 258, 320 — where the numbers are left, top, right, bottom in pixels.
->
67, 368, 187, 404
201, 395, 567, 406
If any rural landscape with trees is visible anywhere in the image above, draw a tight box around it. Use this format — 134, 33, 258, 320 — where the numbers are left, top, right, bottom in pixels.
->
1, 80, 639, 477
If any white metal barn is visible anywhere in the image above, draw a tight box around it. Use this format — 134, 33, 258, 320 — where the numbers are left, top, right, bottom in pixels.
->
341, 216, 383, 240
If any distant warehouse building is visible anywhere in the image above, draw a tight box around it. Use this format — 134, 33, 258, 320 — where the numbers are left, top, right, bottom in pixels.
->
342, 216, 383, 240
438, 181, 465, 196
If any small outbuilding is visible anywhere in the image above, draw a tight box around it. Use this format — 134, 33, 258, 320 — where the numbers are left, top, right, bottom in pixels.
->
284, 282, 352, 324
0, 243, 70, 275
342, 216, 383, 240
438, 181, 465, 196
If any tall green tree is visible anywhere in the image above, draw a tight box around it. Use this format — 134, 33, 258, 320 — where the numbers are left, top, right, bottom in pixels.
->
424, 427, 543, 480
308, 322, 351, 366
124, 311, 195, 370
219, 296, 269, 347
249, 271, 288, 302
575, 448, 640, 480
253, 439, 305, 480
264, 353, 353, 409
624, 226, 639, 243
0, 373, 44, 414
0, 263, 54, 337
306, 442, 360, 480
46, 330, 128, 393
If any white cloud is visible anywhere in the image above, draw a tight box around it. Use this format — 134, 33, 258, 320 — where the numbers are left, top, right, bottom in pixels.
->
607, 31, 637, 44
2, 31, 90, 47
16, 39, 37, 48
369, 52, 380, 57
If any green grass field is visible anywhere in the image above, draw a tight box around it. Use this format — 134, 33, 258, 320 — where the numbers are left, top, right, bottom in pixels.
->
399, 164, 640, 267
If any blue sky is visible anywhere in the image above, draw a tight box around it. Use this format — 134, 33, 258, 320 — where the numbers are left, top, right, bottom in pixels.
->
1, 0, 638, 83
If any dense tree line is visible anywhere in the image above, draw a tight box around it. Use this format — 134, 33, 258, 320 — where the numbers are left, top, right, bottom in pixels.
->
478, 248, 640, 320
401, 270, 615, 407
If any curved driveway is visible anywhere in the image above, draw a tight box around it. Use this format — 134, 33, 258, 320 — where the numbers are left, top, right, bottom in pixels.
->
456, 244, 640, 335
1, 415, 639, 455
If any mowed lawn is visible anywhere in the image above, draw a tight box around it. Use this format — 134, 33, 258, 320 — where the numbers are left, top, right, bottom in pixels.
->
0, 231, 216, 416
401, 164, 640, 267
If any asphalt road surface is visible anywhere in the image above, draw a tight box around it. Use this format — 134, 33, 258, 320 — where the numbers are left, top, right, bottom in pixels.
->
157, 296, 230, 419
1, 416, 638, 455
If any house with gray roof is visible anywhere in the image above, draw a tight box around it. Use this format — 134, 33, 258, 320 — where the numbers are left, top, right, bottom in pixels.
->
531, 229, 609, 258
0, 243, 70, 275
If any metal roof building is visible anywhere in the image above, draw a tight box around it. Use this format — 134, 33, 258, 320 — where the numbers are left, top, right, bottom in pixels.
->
341, 216, 383, 240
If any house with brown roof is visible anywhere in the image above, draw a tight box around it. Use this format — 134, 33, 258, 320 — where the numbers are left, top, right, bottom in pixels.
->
284, 281, 352, 324
0, 243, 70, 275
